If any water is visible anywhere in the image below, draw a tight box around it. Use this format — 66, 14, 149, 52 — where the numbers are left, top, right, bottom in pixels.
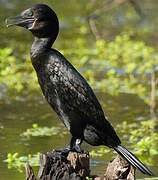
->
0, 0, 158, 179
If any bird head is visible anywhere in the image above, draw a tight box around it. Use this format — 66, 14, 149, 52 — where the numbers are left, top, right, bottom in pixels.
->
6, 4, 59, 38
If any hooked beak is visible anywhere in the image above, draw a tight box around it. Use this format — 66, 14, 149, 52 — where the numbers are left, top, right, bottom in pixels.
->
6, 15, 34, 29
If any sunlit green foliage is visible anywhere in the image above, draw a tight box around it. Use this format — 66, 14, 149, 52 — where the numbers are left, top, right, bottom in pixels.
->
21, 123, 68, 137
89, 119, 158, 166
4, 152, 40, 172
86, 177, 93, 180
63, 34, 158, 106
0, 47, 37, 93
1, 34, 158, 107
95, 34, 157, 103
117, 119, 158, 165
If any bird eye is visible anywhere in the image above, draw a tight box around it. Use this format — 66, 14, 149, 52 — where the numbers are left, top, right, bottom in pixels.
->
28, 11, 33, 16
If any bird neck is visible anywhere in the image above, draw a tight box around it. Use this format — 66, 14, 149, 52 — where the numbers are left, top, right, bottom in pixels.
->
31, 36, 55, 58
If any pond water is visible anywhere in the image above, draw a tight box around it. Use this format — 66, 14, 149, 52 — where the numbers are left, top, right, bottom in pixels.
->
0, 0, 158, 179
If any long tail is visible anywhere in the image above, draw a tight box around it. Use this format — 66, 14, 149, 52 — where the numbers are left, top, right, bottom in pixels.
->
114, 144, 154, 176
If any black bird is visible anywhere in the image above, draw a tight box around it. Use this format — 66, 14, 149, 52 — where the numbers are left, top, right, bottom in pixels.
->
6, 4, 153, 176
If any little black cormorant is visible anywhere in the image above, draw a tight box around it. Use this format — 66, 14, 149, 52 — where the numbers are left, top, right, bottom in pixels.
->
6, 4, 153, 176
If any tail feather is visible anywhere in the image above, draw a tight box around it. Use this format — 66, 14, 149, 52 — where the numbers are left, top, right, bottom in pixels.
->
114, 144, 154, 176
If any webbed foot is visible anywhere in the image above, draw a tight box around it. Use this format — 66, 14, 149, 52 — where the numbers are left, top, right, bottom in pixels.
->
53, 145, 71, 154
53, 137, 83, 154
70, 138, 83, 153
72, 139, 83, 153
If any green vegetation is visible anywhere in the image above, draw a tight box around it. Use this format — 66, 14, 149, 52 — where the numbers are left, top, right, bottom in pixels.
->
86, 177, 93, 180
89, 119, 158, 165
0, 47, 37, 92
21, 123, 67, 137
4, 152, 40, 172
2, 33, 157, 115
63, 34, 158, 116
117, 119, 158, 165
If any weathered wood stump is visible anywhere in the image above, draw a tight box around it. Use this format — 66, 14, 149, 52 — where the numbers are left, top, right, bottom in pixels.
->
104, 156, 135, 180
25, 150, 135, 180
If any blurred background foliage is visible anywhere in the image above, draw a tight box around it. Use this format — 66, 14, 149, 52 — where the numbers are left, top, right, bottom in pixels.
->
1, 0, 158, 116
1, 0, 158, 179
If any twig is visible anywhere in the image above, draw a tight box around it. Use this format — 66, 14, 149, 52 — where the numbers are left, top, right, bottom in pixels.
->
87, 0, 145, 39
150, 70, 158, 120
89, 17, 102, 40
129, 0, 146, 18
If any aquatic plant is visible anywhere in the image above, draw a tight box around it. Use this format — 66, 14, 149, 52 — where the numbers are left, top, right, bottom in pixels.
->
1, 34, 158, 118
4, 152, 40, 172
64, 34, 158, 119
21, 123, 65, 137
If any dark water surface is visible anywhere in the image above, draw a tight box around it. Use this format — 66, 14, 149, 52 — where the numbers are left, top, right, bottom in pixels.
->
0, 0, 158, 179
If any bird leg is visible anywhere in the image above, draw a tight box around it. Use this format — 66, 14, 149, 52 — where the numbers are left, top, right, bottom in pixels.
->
70, 137, 83, 153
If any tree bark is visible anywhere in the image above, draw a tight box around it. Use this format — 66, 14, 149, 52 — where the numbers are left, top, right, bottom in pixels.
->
104, 155, 135, 180
25, 150, 135, 180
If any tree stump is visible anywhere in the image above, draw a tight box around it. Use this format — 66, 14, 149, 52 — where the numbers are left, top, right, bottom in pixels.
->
25, 150, 135, 180
104, 155, 135, 180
